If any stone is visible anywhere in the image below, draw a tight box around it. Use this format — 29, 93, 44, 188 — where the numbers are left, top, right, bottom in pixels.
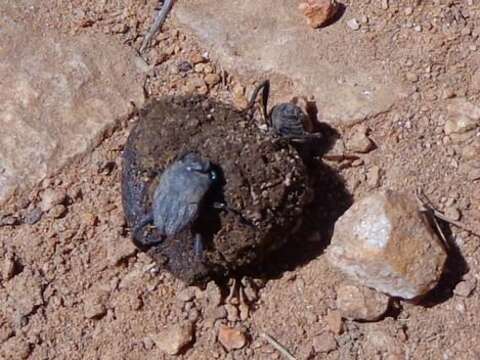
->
204, 73, 221, 86
83, 288, 109, 319
347, 128, 375, 153
205, 281, 223, 308
326, 191, 447, 299
347, 19, 360, 31
453, 280, 476, 297
313, 332, 337, 353
5, 270, 43, 317
40, 188, 66, 212
174, 1, 408, 127
0, 12, 144, 207
151, 322, 194, 355
218, 325, 247, 351
444, 98, 480, 135
298, 0, 338, 29
444, 207, 461, 221
23, 207, 43, 225
177, 287, 197, 303
49, 204, 67, 219
325, 309, 343, 334
336, 284, 390, 321
106, 235, 137, 265
366, 165, 381, 188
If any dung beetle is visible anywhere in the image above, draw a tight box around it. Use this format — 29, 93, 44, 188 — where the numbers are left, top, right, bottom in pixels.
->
133, 151, 217, 257
248, 80, 322, 142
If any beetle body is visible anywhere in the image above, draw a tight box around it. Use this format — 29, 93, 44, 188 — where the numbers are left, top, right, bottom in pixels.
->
134, 152, 217, 252
248, 80, 321, 142
270, 103, 309, 139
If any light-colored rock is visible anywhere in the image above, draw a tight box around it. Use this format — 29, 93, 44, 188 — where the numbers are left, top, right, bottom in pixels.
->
174, 0, 408, 127
453, 280, 476, 297
106, 235, 137, 265
444, 98, 480, 135
84, 289, 109, 319
218, 325, 247, 351
0, 13, 144, 207
313, 332, 337, 353
177, 287, 197, 303
40, 188, 66, 212
204, 281, 223, 308
347, 128, 375, 153
336, 284, 390, 321
151, 322, 194, 355
325, 309, 343, 334
347, 19, 360, 31
327, 191, 447, 299
5, 270, 43, 317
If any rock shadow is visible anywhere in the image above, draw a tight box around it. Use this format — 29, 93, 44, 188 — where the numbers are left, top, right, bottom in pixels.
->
417, 219, 468, 307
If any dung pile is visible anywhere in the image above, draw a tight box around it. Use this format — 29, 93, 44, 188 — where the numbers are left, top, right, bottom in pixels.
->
122, 96, 311, 283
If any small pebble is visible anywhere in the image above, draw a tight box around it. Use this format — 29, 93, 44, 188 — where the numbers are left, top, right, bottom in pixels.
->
313, 332, 337, 353
381, 0, 389, 10
454, 280, 476, 297
177, 287, 197, 303
405, 7, 413, 16
218, 325, 247, 351
205, 281, 223, 308
444, 207, 461, 221
204, 73, 221, 86
23, 207, 43, 225
151, 322, 194, 355
40, 188, 66, 212
50, 204, 67, 219
326, 310, 343, 334
347, 19, 360, 31
406, 72, 419, 83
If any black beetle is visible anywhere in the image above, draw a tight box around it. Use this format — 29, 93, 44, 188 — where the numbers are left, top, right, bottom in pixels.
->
248, 80, 322, 142
133, 151, 217, 257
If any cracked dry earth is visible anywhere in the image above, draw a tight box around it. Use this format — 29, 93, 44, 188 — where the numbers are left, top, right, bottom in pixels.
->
1, 0, 480, 359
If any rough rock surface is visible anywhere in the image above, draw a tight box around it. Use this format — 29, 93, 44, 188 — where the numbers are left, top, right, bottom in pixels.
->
174, 0, 409, 127
327, 191, 447, 299
0, 14, 144, 207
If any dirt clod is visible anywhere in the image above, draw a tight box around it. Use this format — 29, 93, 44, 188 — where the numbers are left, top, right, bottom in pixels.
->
122, 97, 310, 283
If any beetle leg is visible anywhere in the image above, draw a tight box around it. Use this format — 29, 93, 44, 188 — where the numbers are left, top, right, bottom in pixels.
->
132, 212, 163, 247
193, 233, 204, 259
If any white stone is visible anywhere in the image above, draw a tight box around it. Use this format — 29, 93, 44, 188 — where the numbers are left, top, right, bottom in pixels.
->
327, 191, 447, 299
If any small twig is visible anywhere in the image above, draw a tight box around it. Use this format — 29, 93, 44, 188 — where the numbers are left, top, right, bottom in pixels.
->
416, 188, 479, 238
140, 0, 175, 54
261, 332, 297, 360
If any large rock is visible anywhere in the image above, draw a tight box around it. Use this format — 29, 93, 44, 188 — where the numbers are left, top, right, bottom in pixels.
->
327, 191, 447, 299
174, 0, 409, 126
0, 11, 145, 207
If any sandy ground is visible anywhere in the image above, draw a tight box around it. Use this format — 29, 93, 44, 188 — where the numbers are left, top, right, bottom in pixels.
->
1, 1, 480, 359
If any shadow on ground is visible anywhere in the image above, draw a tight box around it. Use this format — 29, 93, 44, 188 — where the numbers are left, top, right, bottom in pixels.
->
418, 220, 468, 307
